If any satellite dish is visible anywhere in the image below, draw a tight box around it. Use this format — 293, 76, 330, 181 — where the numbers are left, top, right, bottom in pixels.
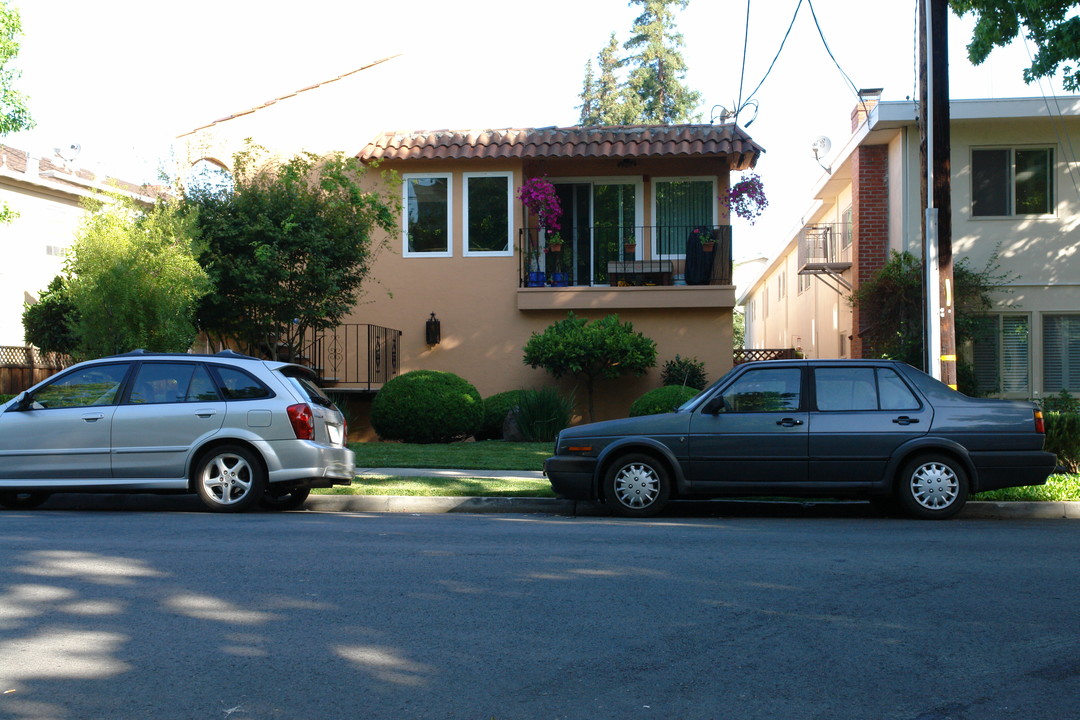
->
810, 136, 832, 159
810, 136, 832, 175
54, 143, 81, 164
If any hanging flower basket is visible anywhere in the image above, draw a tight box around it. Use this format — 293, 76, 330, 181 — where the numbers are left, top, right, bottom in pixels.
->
516, 176, 562, 232
724, 172, 769, 225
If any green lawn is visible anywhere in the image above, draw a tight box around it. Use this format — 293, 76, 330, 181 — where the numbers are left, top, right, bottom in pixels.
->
351, 440, 551, 471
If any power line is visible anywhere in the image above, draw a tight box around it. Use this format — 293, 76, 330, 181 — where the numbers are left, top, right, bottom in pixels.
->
741, 0, 804, 108
806, 0, 866, 113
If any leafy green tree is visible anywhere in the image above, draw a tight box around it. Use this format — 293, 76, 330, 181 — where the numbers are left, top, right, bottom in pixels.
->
28, 195, 209, 360
951, 0, 1080, 92
849, 250, 1014, 393
523, 312, 657, 421
183, 143, 398, 359
0, 1, 33, 224
22, 276, 78, 356
623, 0, 702, 124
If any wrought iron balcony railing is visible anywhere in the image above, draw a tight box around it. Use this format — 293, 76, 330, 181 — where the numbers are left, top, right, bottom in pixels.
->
518, 225, 732, 287
797, 223, 852, 272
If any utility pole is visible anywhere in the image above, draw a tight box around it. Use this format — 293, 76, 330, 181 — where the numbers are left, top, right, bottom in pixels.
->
919, 0, 957, 388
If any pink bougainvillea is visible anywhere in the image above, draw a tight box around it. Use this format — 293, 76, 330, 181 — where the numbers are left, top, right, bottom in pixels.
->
725, 173, 768, 225
516, 176, 562, 231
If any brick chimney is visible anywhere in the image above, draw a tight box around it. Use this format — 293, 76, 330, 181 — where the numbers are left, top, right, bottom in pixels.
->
851, 88, 884, 131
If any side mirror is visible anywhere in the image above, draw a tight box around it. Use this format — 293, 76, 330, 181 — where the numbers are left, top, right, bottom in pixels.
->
701, 396, 727, 415
10, 392, 33, 411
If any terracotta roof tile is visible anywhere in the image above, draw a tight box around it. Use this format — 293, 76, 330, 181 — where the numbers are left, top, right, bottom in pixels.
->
358, 124, 763, 168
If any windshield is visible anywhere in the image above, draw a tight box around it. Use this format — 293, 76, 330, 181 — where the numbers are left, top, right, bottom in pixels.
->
676, 365, 741, 412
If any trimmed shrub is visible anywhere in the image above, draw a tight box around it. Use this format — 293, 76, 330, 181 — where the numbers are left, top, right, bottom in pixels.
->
477, 390, 525, 441
660, 354, 708, 390
1045, 411, 1080, 474
370, 370, 482, 444
512, 387, 574, 442
629, 385, 700, 417
0, 394, 14, 405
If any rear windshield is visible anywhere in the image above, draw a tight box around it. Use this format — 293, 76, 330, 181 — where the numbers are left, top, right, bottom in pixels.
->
280, 369, 336, 408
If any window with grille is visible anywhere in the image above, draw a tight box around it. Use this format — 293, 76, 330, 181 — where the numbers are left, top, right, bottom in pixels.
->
1043, 314, 1080, 393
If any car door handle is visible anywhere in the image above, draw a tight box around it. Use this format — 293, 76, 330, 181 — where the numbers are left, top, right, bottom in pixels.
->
81, 413, 105, 422
195, 409, 218, 418
776, 417, 804, 427
892, 416, 920, 425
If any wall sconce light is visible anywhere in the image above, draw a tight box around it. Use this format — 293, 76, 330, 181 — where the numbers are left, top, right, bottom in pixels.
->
425, 312, 441, 346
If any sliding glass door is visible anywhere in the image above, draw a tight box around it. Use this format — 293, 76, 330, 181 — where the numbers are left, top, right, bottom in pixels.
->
554, 181, 639, 286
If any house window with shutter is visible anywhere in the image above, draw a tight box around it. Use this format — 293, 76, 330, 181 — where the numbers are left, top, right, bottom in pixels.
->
1043, 314, 1080, 393
972, 314, 1030, 396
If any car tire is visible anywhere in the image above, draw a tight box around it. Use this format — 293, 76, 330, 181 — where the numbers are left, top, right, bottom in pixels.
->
259, 486, 311, 511
0, 492, 51, 510
896, 454, 968, 520
194, 445, 266, 513
604, 453, 670, 518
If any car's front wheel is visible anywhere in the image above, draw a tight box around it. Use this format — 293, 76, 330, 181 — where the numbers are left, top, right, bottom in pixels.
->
0, 492, 50, 510
896, 454, 968, 520
259, 486, 311, 511
604, 453, 671, 518
194, 445, 266, 513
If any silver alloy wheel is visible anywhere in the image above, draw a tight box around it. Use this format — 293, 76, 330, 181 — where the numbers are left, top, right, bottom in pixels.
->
612, 462, 662, 509
200, 451, 255, 506
909, 461, 960, 510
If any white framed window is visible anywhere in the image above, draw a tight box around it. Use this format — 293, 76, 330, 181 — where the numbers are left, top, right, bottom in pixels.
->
652, 177, 718, 259
797, 272, 812, 295
403, 174, 453, 257
971, 147, 1054, 217
777, 272, 786, 300
463, 172, 513, 257
971, 314, 1030, 395
1043, 314, 1080, 394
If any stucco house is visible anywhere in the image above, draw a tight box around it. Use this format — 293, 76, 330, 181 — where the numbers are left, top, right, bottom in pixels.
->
741, 93, 1080, 400
177, 57, 765, 426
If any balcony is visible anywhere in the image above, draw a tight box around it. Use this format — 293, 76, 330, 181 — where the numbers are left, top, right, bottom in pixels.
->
516, 224, 734, 310
797, 223, 851, 273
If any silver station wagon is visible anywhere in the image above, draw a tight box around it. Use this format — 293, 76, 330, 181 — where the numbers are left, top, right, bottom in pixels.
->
545, 359, 1057, 519
0, 350, 355, 512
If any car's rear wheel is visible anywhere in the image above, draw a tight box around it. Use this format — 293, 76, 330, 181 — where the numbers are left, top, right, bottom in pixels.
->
896, 454, 968, 520
259, 486, 311, 511
194, 445, 265, 513
0, 492, 50, 510
604, 453, 670, 518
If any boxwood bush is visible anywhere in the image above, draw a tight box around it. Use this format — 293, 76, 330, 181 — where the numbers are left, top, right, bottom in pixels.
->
476, 390, 525, 441
1045, 411, 1080, 474
370, 370, 483, 444
629, 385, 700, 417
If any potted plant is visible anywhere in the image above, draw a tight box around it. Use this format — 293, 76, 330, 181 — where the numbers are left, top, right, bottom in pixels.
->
623, 234, 637, 256
691, 226, 716, 252
546, 231, 564, 254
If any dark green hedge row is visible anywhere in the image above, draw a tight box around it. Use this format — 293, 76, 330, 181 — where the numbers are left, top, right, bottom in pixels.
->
1045, 411, 1080, 474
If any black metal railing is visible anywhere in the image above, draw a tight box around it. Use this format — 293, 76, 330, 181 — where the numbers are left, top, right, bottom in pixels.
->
518, 225, 732, 287
797, 223, 851, 271
298, 324, 401, 389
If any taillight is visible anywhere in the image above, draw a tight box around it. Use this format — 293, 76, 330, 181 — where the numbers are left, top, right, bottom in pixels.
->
287, 403, 314, 440
1034, 409, 1046, 434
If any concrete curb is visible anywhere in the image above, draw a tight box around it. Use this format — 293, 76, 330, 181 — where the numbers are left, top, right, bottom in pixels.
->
308, 495, 1080, 519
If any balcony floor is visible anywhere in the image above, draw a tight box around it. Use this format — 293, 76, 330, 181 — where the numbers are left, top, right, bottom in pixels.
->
517, 284, 736, 311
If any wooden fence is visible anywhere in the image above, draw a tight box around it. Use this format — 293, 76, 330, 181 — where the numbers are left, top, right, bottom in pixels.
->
733, 348, 799, 365
0, 346, 72, 395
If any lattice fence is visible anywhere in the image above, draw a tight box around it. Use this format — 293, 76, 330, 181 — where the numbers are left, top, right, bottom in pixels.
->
0, 346, 73, 395
732, 348, 798, 365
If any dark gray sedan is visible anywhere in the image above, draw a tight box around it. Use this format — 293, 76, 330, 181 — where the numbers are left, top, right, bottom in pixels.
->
544, 359, 1056, 519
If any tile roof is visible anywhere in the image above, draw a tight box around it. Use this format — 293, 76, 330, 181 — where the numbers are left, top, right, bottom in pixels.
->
357, 124, 763, 168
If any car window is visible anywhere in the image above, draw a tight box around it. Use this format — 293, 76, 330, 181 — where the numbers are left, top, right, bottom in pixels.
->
212, 366, 272, 400
281, 371, 335, 408
877, 368, 920, 410
32, 363, 130, 409
814, 367, 921, 412
721, 368, 801, 412
128, 363, 222, 404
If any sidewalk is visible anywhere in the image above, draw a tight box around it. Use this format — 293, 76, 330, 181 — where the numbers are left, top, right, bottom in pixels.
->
311, 467, 1080, 520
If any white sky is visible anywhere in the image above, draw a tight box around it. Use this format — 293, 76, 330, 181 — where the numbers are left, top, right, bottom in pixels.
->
5, 0, 1073, 259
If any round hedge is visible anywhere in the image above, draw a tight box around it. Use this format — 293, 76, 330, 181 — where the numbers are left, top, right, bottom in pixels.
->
629, 385, 700, 417
371, 370, 483, 443
476, 390, 525, 441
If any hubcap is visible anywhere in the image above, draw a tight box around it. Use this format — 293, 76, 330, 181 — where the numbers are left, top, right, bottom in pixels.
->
613, 463, 660, 509
202, 454, 253, 505
910, 462, 959, 510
